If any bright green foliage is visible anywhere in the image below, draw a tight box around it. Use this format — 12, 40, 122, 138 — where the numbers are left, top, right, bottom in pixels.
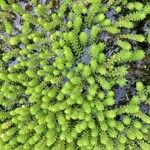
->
0, 0, 150, 150
148, 32, 150, 44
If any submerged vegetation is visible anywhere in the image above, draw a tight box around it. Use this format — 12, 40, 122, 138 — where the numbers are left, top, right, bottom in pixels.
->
0, 0, 150, 149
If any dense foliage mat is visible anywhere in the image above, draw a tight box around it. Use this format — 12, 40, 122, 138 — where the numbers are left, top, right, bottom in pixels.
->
0, 0, 150, 150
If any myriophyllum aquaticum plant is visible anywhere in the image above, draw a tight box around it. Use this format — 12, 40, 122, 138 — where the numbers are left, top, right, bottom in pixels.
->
0, 0, 150, 150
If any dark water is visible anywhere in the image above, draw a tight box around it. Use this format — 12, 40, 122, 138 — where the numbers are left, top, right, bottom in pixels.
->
82, 46, 90, 64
